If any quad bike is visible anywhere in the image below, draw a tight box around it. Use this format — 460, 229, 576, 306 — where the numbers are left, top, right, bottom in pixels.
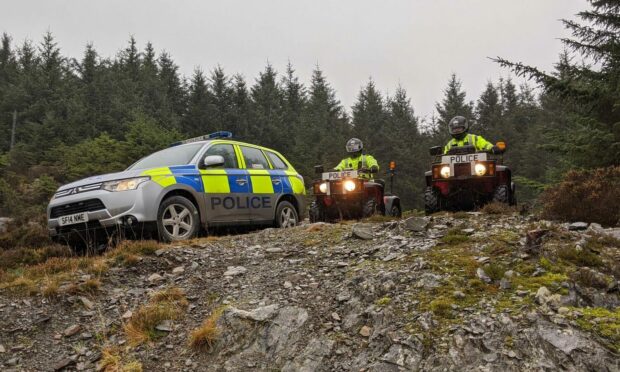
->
309, 163, 402, 222
424, 142, 516, 215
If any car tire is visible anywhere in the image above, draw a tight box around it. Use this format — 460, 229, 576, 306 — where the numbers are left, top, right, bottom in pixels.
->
157, 196, 200, 242
309, 201, 324, 223
492, 185, 510, 204
424, 187, 440, 215
275, 201, 299, 228
363, 198, 378, 218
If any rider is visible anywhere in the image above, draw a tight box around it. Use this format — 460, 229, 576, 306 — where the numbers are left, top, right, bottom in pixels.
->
335, 138, 379, 179
444, 116, 494, 154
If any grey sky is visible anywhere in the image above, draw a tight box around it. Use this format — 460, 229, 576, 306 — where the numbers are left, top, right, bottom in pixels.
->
2, 0, 586, 120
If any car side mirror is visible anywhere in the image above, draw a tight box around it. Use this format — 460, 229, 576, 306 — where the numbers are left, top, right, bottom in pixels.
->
204, 155, 225, 168
429, 146, 442, 156
314, 165, 324, 175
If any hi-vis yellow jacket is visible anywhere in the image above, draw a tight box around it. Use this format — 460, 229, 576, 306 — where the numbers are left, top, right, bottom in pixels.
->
335, 154, 379, 179
444, 134, 493, 154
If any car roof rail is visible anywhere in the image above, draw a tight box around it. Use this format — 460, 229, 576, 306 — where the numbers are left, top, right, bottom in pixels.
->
170, 131, 233, 146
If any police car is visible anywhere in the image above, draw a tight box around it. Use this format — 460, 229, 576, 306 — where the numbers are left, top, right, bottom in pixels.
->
47, 132, 306, 244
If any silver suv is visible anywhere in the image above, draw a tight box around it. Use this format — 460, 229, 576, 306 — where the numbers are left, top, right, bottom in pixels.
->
47, 132, 306, 248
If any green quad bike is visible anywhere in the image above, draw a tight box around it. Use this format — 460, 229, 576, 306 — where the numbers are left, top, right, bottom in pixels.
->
424, 142, 516, 215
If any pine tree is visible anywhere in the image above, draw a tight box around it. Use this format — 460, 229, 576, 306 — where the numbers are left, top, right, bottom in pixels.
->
435, 73, 474, 137
183, 68, 211, 135
495, 0, 620, 167
475, 81, 501, 136
250, 64, 284, 148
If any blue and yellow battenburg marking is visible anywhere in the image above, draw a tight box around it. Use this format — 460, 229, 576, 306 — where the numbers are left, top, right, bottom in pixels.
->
141, 166, 305, 195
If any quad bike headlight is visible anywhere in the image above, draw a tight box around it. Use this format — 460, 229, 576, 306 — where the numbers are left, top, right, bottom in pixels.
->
440, 166, 451, 179
319, 182, 328, 193
343, 180, 356, 192
474, 163, 487, 176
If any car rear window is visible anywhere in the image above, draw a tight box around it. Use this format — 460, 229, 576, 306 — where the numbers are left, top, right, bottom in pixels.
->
127, 143, 203, 170
266, 151, 288, 170
240, 146, 270, 170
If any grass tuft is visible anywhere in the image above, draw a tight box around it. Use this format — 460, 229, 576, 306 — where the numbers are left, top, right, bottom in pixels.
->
483, 263, 506, 282
557, 246, 603, 267
429, 298, 453, 318
481, 202, 514, 215
189, 308, 224, 351
99, 346, 143, 372
124, 287, 188, 346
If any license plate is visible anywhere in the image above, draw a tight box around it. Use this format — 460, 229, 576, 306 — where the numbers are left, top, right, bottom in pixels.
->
58, 212, 89, 226
441, 153, 487, 164
322, 170, 358, 180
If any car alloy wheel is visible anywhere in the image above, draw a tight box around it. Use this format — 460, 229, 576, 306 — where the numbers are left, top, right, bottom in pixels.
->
279, 205, 297, 228
162, 203, 194, 239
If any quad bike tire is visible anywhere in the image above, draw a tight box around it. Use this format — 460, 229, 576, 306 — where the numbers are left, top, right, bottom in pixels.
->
363, 198, 378, 218
424, 187, 440, 215
492, 185, 510, 204
309, 201, 324, 223
389, 204, 402, 217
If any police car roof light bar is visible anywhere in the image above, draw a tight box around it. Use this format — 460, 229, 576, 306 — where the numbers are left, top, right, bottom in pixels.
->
170, 131, 234, 146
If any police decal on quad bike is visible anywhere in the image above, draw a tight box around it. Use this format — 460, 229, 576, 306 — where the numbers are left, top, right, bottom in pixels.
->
424, 142, 516, 214
309, 164, 402, 222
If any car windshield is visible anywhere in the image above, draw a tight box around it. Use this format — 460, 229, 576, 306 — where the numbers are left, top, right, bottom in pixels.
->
127, 143, 204, 170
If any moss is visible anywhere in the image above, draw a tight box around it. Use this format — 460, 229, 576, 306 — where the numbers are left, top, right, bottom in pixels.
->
539, 257, 553, 271
440, 229, 469, 245
375, 297, 392, 306
512, 272, 568, 291
569, 307, 620, 352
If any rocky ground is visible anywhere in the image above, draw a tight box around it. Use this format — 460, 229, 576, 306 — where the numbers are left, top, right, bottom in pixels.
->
0, 211, 619, 371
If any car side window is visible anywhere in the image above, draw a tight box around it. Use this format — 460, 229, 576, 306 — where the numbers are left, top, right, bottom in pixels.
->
266, 151, 288, 170
204, 144, 238, 168
240, 146, 270, 170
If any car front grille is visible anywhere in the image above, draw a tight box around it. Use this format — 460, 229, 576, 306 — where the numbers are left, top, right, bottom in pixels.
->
453, 163, 472, 178
50, 199, 106, 218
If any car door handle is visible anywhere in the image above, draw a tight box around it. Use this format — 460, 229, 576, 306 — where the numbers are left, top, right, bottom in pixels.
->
272, 178, 281, 185
235, 178, 247, 185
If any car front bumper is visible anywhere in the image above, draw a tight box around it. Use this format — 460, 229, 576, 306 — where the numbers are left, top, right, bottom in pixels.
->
47, 182, 162, 237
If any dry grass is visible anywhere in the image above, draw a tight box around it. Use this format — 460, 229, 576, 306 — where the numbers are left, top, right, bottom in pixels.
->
188, 307, 224, 351
481, 202, 514, 215
0, 245, 72, 270
0, 254, 107, 296
305, 224, 324, 232
124, 287, 188, 346
42, 277, 60, 298
99, 347, 143, 372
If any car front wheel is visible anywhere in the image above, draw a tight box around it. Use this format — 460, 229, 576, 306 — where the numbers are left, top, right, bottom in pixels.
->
157, 196, 200, 242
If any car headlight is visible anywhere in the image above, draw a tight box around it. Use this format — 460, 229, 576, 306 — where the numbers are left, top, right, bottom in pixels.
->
343, 180, 356, 192
102, 177, 150, 192
319, 182, 328, 193
440, 166, 451, 178
474, 163, 487, 176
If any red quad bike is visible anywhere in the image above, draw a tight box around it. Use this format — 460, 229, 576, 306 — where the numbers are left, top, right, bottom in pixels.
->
424, 142, 516, 215
309, 163, 402, 222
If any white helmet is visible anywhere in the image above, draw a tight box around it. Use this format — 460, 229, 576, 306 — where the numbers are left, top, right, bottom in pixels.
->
346, 138, 363, 153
